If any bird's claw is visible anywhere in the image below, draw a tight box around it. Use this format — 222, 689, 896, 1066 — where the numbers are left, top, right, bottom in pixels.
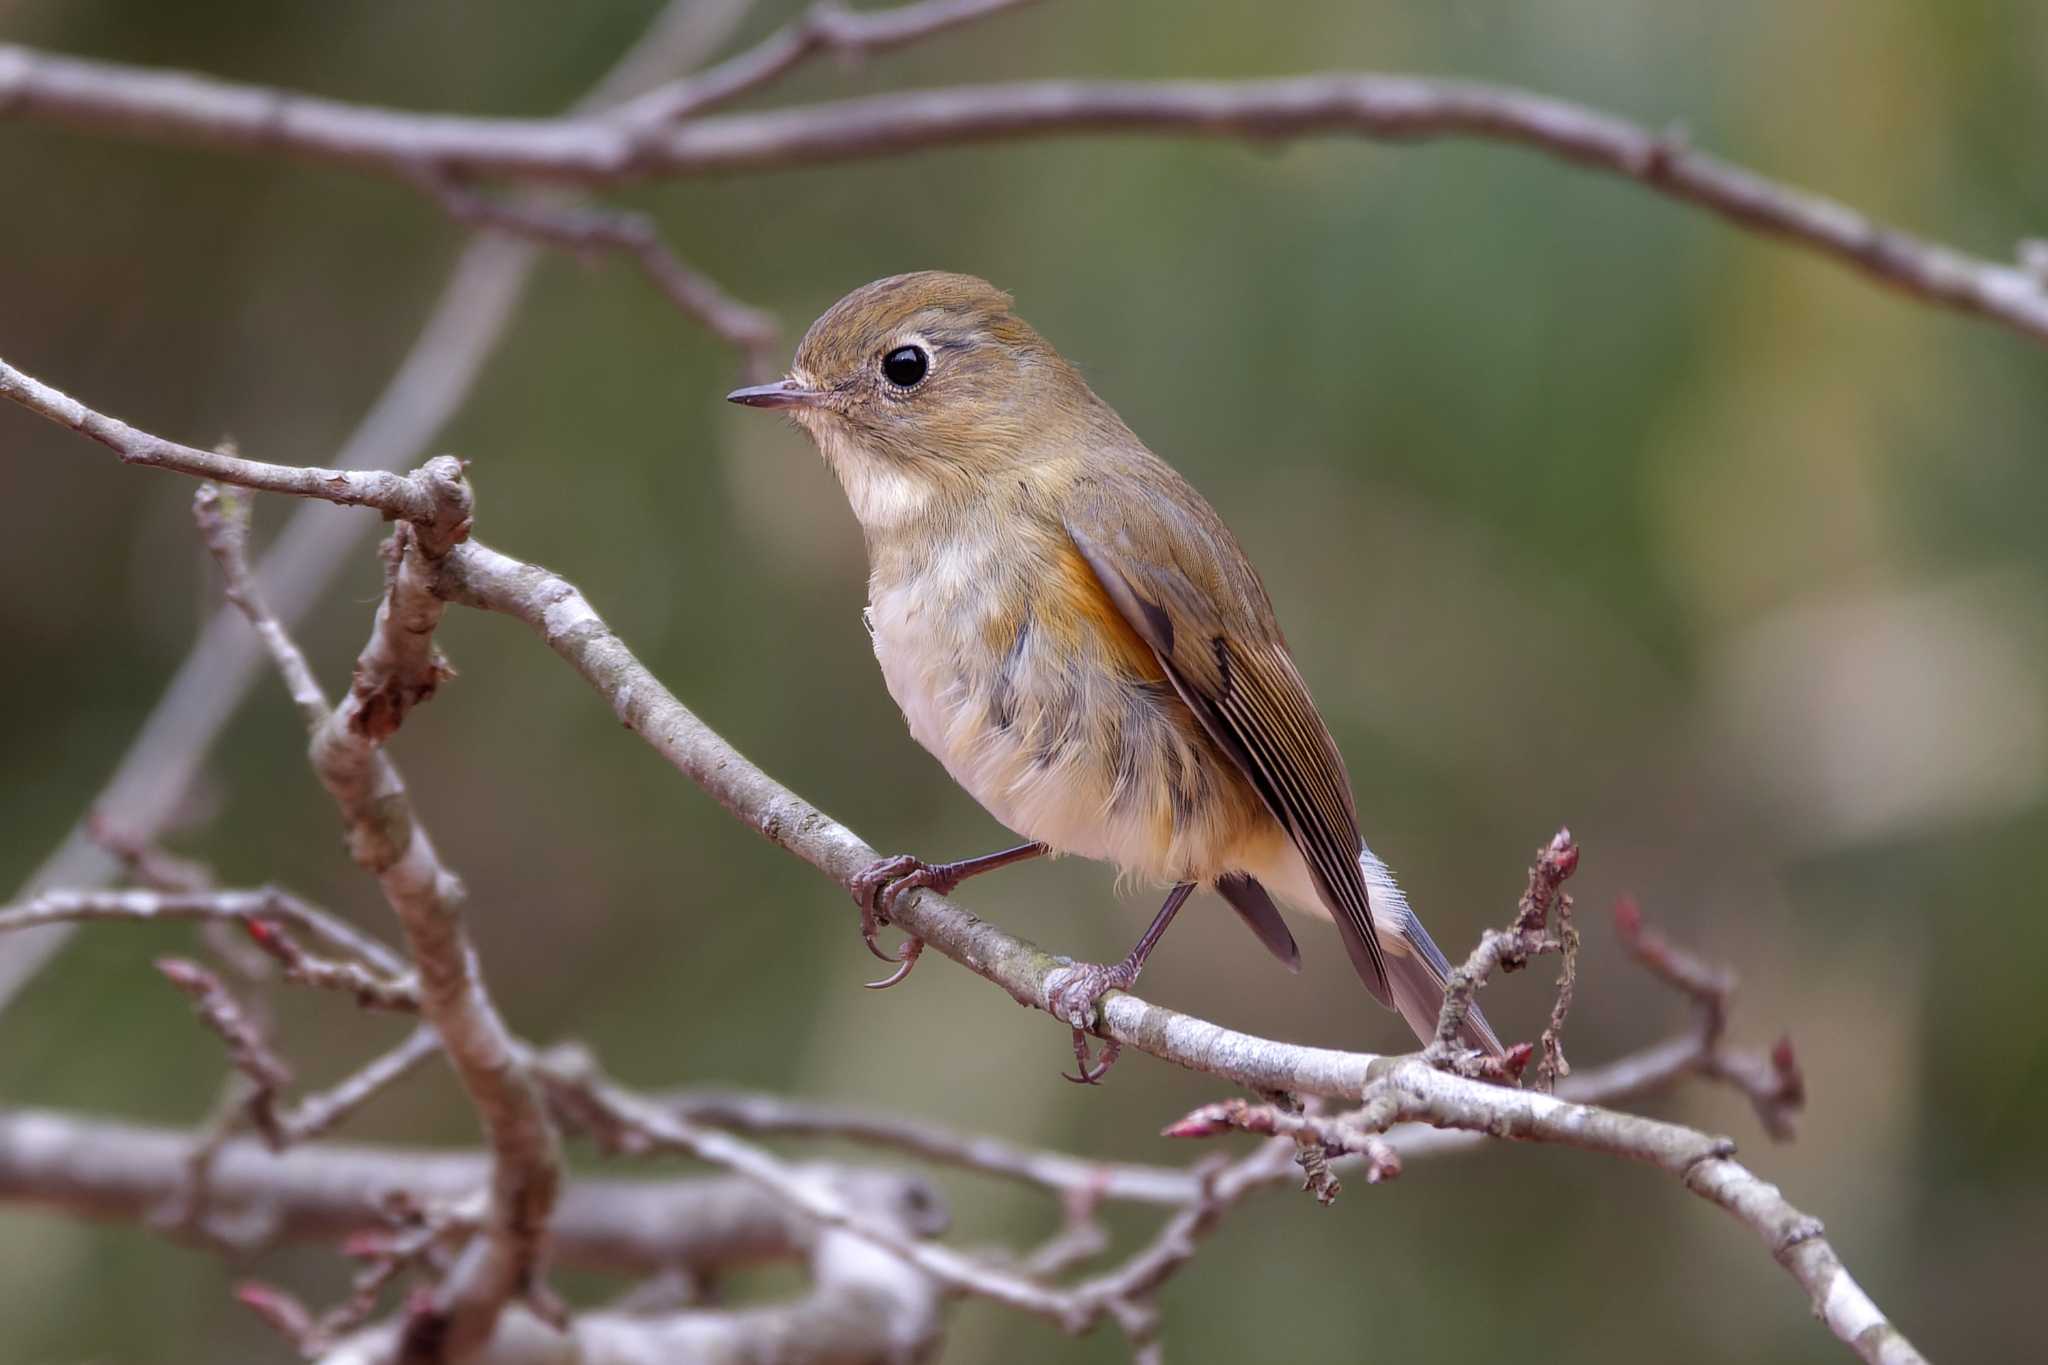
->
850, 853, 949, 987
1063, 1030, 1122, 1085
863, 935, 924, 990
1046, 960, 1137, 1084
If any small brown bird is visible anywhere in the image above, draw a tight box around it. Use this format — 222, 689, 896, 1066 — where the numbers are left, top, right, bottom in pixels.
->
730, 272, 1500, 1078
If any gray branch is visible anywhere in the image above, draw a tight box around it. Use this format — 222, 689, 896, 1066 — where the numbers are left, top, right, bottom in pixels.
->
198, 480, 561, 1362
0, 340, 1928, 1359
319, 1225, 943, 1365
1, 46, 2043, 346
428, 536, 1923, 1364
0, 359, 442, 515
0, 1106, 941, 1279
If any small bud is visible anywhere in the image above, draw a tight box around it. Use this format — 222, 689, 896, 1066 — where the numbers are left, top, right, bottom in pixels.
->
1161, 1106, 1233, 1139
1612, 895, 1642, 939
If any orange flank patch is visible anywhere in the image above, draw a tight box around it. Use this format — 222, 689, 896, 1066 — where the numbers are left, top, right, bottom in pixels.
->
1044, 541, 1168, 684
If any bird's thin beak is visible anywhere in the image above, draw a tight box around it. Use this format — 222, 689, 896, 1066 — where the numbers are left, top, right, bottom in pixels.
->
726, 379, 826, 410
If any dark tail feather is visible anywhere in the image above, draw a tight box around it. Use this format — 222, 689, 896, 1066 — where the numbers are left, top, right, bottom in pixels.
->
1214, 873, 1301, 972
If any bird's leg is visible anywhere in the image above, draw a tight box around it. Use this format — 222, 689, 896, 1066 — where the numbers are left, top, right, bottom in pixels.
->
1049, 881, 1197, 1084
849, 841, 1047, 988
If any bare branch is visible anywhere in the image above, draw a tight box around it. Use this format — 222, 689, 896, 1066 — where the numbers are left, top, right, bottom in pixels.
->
1164, 1100, 1402, 1189
538, 1053, 1078, 1327
1426, 827, 1578, 1077
667, 1089, 1200, 1205
1615, 896, 1806, 1139
419, 176, 778, 376
1059, 1141, 1300, 1356
243, 918, 423, 1012
426, 536, 1918, 1361
277, 1026, 442, 1146
9, 361, 1921, 1362
318, 1225, 945, 1365
0, 885, 406, 979
0, 359, 442, 516
155, 957, 294, 1147
192, 485, 333, 728
1354, 1062, 1919, 1365
435, 538, 1390, 1098
610, 0, 1046, 126
0, 1106, 943, 1278
197, 477, 558, 1361
2, 48, 2043, 346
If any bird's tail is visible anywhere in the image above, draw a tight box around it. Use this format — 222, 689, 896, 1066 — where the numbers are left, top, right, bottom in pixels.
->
1360, 847, 1505, 1058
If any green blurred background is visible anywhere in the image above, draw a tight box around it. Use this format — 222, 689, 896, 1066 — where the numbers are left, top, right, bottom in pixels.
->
3, 1, 2044, 1359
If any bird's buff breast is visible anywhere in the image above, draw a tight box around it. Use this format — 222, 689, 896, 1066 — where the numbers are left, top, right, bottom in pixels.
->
865, 529, 1276, 885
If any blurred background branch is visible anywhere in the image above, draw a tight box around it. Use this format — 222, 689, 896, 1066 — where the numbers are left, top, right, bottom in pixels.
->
4, 37, 2047, 345
0, 0, 758, 1015
3, 0, 2040, 1361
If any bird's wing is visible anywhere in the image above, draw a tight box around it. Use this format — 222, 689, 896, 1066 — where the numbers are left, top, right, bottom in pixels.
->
1065, 477, 1392, 1007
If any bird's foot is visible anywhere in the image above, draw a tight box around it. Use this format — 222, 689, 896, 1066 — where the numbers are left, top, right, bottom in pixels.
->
1045, 958, 1142, 1084
849, 853, 955, 988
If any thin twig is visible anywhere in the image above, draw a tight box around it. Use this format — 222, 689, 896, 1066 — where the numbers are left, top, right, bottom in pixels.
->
1615, 896, 1806, 1139
0, 360, 440, 516
242, 918, 422, 1012
609, 0, 1045, 127
197, 473, 560, 1362
277, 1026, 442, 1145
155, 957, 293, 1148
667, 1089, 1200, 1205
419, 175, 778, 377
192, 485, 333, 728
0, 885, 407, 979
538, 1053, 1075, 1325
1163, 1100, 1401, 1189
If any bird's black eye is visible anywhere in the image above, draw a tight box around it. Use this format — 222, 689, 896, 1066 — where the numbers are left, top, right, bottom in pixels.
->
881, 344, 929, 389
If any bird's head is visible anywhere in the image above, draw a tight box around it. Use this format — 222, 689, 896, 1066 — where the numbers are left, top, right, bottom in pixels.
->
729, 272, 1100, 530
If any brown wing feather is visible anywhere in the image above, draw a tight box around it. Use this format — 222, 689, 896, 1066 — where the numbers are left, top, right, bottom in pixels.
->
1064, 478, 1393, 1007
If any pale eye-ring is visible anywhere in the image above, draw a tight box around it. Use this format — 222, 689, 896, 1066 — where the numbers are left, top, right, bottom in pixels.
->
881, 344, 929, 389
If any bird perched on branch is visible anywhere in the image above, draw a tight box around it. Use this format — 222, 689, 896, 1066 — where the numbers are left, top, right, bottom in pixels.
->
730, 272, 1500, 1079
